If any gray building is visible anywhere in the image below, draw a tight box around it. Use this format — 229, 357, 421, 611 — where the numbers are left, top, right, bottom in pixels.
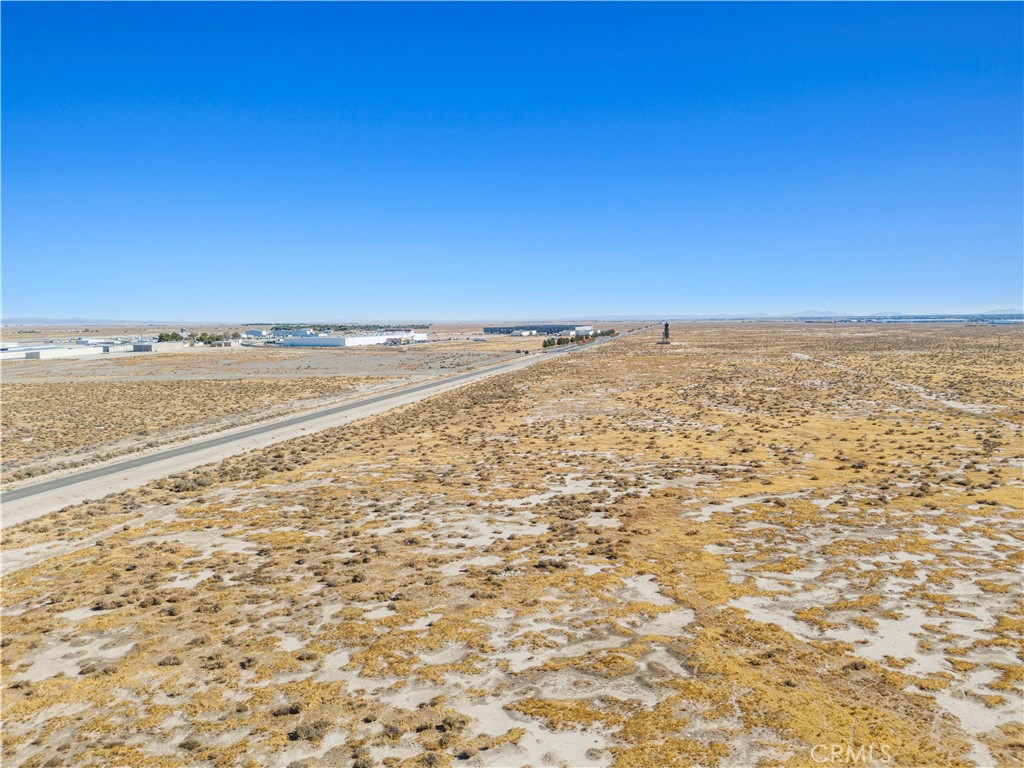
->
483, 324, 581, 335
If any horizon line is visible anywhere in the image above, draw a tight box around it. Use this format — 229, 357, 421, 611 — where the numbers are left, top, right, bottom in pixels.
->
4, 309, 1023, 327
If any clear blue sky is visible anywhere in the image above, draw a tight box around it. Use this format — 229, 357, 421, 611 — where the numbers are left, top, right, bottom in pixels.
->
3, 2, 1021, 322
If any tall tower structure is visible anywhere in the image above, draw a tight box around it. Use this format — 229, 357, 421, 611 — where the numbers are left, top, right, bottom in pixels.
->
658, 322, 670, 345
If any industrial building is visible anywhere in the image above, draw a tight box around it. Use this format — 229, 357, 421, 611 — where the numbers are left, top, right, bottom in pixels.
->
1, 339, 181, 361
279, 331, 428, 347
131, 342, 186, 353
483, 324, 593, 335
2, 343, 109, 361
1, 345, 40, 361
243, 329, 271, 338
26, 347, 106, 361
76, 337, 115, 346
273, 328, 317, 337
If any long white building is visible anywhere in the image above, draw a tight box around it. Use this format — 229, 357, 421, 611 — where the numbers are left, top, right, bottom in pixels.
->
25, 346, 106, 360
1, 339, 186, 361
280, 331, 428, 348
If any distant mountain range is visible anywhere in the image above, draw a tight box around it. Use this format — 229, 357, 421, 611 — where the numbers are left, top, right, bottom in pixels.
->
575, 309, 1024, 321
2, 317, 182, 326
3, 309, 1021, 326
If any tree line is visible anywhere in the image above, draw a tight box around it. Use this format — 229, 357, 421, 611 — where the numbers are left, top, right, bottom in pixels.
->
156, 331, 242, 344
541, 329, 615, 348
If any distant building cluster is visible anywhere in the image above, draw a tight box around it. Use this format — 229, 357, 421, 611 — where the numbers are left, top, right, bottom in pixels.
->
0, 339, 186, 361
1, 320, 623, 363
275, 329, 429, 347
0, 325, 440, 361
483, 324, 593, 336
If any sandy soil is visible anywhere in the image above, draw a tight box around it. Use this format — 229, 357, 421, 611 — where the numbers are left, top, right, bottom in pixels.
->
1, 323, 1020, 768
0, 344, 514, 383
1, 343, 528, 484
1, 348, 583, 528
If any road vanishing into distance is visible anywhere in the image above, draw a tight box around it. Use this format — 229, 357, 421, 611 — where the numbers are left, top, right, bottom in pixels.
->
0, 334, 626, 529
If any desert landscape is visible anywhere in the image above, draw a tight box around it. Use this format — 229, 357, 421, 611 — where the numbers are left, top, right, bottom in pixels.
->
2, 322, 1021, 767
0, 337, 544, 486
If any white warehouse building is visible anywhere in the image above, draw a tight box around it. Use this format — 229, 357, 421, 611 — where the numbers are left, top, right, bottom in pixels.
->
26, 346, 106, 361
280, 331, 428, 348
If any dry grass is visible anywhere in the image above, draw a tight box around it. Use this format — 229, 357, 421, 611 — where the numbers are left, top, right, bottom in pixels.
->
0, 343, 514, 384
0, 337, 542, 484
0, 377, 389, 483
2, 323, 1021, 768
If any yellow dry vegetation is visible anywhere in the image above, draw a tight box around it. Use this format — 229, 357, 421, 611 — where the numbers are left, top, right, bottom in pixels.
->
1, 376, 388, 483
2, 322, 1021, 767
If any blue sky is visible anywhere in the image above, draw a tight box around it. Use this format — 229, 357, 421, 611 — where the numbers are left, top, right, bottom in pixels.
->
3, 2, 1021, 321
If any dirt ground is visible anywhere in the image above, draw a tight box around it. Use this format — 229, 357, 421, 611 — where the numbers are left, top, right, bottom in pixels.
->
0, 325, 630, 484
0, 343, 518, 384
1, 323, 1020, 768
0, 342, 528, 484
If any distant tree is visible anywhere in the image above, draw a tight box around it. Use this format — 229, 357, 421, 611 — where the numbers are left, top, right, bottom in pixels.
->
195, 332, 226, 344
157, 332, 183, 342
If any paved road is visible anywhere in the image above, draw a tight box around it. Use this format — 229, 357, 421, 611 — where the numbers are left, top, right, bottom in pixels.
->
0, 336, 618, 528
2, 358, 524, 502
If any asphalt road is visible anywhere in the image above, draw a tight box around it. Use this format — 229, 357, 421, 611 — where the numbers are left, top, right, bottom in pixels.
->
0, 336, 616, 519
